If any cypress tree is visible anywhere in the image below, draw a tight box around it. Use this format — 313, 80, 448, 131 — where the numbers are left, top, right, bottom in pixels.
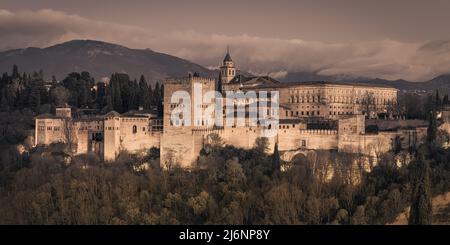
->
426, 110, 437, 144
153, 82, 161, 106
158, 84, 164, 116
138, 75, 151, 109
148, 83, 153, 107
435, 90, 441, 107
272, 142, 281, 176
217, 72, 223, 94
12, 64, 19, 79
110, 74, 123, 113
409, 158, 432, 225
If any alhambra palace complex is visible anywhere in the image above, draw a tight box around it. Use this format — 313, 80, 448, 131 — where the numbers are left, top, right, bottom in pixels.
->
35, 50, 437, 168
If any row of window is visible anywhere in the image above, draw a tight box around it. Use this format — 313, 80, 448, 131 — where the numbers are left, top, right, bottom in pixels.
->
330, 111, 353, 116
289, 96, 320, 103
279, 124, 297, 129
288, 95, 394, 105
41, 126, 60, 131
285, 110, 355, 117
132, 125, 147, 133
286, 111, 321, 117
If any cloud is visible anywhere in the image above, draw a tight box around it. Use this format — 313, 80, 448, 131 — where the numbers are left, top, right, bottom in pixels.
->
1, 9, 450, 81
0, 9, 155, 50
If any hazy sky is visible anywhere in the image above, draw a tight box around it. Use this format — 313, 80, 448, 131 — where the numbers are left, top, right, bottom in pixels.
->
1, 0, 450, 81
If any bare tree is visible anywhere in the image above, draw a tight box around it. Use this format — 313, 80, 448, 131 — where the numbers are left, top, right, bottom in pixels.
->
61, 118, 77, 157
51, 85, 71, 106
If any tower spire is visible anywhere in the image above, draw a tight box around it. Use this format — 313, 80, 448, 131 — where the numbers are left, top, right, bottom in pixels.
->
220, 45, 236, 84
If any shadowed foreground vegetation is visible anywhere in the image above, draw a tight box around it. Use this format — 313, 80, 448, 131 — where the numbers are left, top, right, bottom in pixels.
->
0, 138, 448, 224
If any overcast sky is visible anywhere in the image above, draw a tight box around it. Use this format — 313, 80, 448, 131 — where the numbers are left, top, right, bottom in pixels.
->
1, 0, 450, 81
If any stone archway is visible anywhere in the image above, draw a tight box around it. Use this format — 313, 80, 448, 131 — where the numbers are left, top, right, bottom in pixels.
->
280, 149, 315, 171
280, 149, 310, 162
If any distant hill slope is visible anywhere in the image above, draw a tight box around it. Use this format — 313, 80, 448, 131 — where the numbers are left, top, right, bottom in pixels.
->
0, 40, 214, 83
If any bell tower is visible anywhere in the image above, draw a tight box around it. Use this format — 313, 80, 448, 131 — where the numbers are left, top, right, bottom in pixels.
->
220, 46, 236, 84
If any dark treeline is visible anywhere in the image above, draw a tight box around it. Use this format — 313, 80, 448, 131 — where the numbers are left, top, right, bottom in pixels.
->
399, 90, 450, 119
0, 65, 164, 115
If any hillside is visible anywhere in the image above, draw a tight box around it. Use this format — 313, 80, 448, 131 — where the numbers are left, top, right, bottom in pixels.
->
0, 40, 214, 83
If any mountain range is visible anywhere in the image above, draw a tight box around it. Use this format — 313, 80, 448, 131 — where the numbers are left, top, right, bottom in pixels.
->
0, 39, 449, 93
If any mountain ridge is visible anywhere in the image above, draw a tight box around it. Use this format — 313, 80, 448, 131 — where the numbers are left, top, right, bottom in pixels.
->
0, 39, 214, 84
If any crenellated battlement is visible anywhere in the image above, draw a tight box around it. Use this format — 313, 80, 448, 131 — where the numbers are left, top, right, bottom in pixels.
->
298, 129, 338, 135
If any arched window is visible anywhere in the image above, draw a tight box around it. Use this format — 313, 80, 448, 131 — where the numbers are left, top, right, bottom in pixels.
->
132, 125, 137, 134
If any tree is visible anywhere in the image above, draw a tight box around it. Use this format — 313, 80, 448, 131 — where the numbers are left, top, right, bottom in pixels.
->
109, 74, 123, 113
95, 82, 107, 109
271, 142, 281, 175
153, 82, 161, 106
427, 110, 437, 144
408, 158, 432, 225
50, 85, 70, 106
11, 64, 20, 80
28, 83, 41, 110
435, 90, 441, 107
393, 136, 402, 154
350, 205, 367, 225
217, 72, 223, 94
138, 75, 151, 109
152, 82, 164, 116
254, 137, 269, 154
443, 94, 449, 105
